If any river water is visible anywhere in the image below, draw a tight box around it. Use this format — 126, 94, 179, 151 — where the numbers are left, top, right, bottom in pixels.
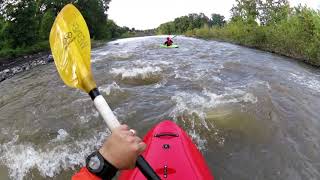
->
0, 36, 320, 180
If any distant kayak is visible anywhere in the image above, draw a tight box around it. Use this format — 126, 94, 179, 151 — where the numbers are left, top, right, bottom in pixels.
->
160, 44, 179, 48
119, 120, 214, 180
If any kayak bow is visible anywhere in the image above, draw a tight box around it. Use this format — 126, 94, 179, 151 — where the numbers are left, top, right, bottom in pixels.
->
119, 120, 214, 180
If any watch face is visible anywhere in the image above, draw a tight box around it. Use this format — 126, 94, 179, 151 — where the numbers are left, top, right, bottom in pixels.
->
89, 155, 101, 170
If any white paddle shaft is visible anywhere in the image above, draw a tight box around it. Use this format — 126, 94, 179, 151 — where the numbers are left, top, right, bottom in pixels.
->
93, 95, 120, 130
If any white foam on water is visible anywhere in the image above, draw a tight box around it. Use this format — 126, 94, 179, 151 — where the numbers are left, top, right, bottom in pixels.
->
305, 79, 320, 92
99, 81, 123, 96
51, 129, 69, 142
174, 70, 206, 81
134, 59, 173, 67
170, 89, 258, 123
72, 97, 91, 104
78, 109, 99, 124
242, 93, 258, 103
91, 57, 106, 63
91, 49, 110, 63
170, 92, 207, 119
212, 76, 222, 83
92, 51, 134, 63
188, 130, 207, 151
93, 50, 110, 57
0, 130, 110, 180
154, 79, 168, 88
289, 73, 320, 92
173, 67, 222, 82
153, 61, 172, 66
112, 53, 133, 60
110, 66, 162, 80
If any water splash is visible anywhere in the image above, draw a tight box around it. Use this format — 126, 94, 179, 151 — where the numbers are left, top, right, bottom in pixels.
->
50, 129, 69, 142
170, 89, 258, 122
110, 66, 162, 80
0, 130, 110, 180
99, 81, 124, 96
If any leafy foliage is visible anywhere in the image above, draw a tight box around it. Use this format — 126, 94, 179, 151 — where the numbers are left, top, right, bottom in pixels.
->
185, 2, 320, 66
75, 0, 108, 39
0, 0, 133, 58
2, 0, 38, 48
231, 0, 258, 24
157, 13, 212, 34
257, 0, 290, 25
211, 14, 226, 27
39, 9, 56, 40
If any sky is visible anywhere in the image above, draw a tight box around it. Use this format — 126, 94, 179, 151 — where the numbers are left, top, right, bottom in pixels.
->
108, 0, 320, 30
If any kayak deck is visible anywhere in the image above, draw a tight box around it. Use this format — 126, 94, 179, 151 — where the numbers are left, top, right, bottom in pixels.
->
119, 120, 213, 180
160, 44, 179, 48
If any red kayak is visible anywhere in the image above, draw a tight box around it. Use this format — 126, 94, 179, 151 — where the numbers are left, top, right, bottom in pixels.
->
119, 120, 214, 180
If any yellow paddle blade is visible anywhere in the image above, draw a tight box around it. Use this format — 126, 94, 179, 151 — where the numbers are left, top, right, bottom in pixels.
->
49, 4, 96, 93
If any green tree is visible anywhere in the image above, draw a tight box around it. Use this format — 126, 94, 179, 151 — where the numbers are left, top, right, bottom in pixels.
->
0, 16, 5, 49
0, 0, 130, 58
38, 0, 112, 39
231, 0, 258, 24
76, 0, 109, 39
157, 13, 211, 34
101, 0, 111, 14
258, 0, 290, 25
211, 13, 226, 26
39, 9, 56, 40
188, 13, 210, 29
2, 0, 38, 48
38, 0, 72, 15
105, 19, 119, 39
173, 16, 189, 33
157, 22, 175, 34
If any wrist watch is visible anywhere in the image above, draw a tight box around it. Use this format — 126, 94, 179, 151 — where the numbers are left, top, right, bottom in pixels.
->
86, 151, 118, 180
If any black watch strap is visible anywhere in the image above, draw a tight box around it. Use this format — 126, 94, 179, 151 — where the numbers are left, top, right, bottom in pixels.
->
96, 151, 118, 180
86, 151, 118, 180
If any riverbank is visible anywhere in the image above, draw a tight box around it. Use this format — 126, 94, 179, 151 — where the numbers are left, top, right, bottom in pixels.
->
185, 30, 320, 68
0, 52, 53, 82
0, 39, 109, 83
184, 8, 320, 67
186, 28, 320, 67
0, 35, 156, 83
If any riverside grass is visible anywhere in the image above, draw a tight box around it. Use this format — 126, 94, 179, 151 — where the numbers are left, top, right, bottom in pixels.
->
185, 8, 320, 66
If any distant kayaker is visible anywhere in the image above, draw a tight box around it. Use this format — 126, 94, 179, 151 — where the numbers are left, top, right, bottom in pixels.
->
164, 37, 173, 46
72, 125, 145, 180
